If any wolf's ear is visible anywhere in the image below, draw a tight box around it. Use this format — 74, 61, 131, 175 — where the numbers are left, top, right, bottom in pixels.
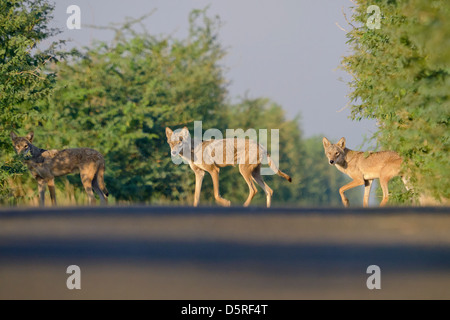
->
165, 127, 173, 139
337, 137, 346, 149
26, 131, 34, 143
10, 131, 18, 141
322, 137, 331, 149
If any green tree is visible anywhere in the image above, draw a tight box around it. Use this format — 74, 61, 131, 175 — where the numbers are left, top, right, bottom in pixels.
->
2, 7, 363, 207
0, 0, 63, 200
341, 0, 450, 203
39, 9, 227, 203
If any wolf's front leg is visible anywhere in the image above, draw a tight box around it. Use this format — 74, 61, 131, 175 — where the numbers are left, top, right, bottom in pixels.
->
48, 179, 57, 206
339, 179, 364, 207
193, 170, 205, 207
37, 179, 47, 206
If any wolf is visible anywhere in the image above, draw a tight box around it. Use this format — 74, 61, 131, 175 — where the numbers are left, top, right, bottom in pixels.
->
322, 137, 405, 207
10, 131, 108, 206
166, 127, 292, 207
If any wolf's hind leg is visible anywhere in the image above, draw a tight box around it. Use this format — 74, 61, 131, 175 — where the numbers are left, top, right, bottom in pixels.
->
252, 166, 273, 208
363, 179, 373, 208
239, 164, 258, 207
379, 174, 393, 207
80, 169, 97, 205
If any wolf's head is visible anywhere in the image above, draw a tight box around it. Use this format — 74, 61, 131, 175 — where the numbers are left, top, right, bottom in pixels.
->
10, 131, 34, 159
322, 137, 347, 166
165, 127, 191, 157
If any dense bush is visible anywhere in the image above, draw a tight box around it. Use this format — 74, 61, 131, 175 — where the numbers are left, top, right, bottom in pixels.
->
341, 0, 449, 203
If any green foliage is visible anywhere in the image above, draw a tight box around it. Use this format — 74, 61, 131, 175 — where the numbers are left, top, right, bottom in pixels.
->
0, 0, 65, 200
341, 0, 450, 202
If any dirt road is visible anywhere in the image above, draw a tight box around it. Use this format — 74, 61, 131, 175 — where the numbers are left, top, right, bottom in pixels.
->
0, 206, 449, 299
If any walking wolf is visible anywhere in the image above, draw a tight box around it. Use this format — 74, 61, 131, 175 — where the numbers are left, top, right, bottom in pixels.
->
323, 137, 405, 207
10, 131, 108, 206
166, 127, 292, 207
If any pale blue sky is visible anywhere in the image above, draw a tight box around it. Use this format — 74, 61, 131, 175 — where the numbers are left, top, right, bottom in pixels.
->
47, 0, 377, 148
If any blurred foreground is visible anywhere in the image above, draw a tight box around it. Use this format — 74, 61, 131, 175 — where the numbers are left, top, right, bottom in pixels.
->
0, 206, 449, 299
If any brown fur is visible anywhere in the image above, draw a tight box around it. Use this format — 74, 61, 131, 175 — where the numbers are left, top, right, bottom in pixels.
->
166, 127, 292, 208
10, 131, 108, 206
323, 137, 403, 207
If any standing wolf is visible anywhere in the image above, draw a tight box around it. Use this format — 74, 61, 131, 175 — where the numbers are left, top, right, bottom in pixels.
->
10, 131, 108, 206
322, 137, 405, 207
166, 127, 292, 207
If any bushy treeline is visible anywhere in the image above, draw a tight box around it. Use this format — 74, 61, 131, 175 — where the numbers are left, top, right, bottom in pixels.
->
342, 0, 449, 203
1, 1, 356, 206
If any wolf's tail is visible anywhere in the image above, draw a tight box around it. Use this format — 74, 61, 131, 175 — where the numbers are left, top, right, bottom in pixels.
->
96, 162, 109, 197
267, 155, 292, 182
